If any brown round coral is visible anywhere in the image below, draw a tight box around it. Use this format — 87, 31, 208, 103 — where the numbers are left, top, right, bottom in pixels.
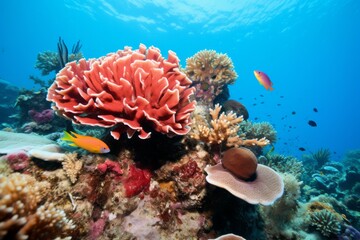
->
222, 100, 249, 120
222, 147, 257, 180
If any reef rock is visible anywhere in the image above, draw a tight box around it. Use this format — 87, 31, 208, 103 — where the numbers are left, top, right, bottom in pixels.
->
0, 78, 19, 123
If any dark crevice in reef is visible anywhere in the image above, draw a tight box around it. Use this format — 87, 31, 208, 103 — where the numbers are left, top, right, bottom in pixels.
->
205, 186, 266, 240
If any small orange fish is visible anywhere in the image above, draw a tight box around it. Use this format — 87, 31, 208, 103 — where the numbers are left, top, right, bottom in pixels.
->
62, 131, 110, 154
254, 70, 274, 91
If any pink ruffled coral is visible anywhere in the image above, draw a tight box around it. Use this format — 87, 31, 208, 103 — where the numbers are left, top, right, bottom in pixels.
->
47, 44, 195, 140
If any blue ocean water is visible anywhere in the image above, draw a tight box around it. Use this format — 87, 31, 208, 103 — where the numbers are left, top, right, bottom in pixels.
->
0, 0, 359, 159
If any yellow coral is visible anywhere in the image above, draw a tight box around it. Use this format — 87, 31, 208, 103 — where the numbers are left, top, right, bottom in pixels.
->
0, 173, 75, 239
62, 152, 83, 184
186, 50, 237, 85
185, 50, 237, 104
190, 104, 269, 148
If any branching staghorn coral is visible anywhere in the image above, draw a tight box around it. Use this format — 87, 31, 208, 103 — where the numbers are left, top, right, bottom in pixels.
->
190, 104, 269, 149
0, 173, 75, 239
185, 50, 237, 104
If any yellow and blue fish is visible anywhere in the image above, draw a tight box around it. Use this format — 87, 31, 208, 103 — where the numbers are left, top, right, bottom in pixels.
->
62, 131, 110, 154
254, 70, 274, 91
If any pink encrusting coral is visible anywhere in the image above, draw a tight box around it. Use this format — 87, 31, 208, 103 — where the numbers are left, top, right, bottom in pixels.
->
47, 44, 196, 140
4, 150, 30, 171
123, 164, 152, 197
28, 109, 54, 124
97, 159, 123, 175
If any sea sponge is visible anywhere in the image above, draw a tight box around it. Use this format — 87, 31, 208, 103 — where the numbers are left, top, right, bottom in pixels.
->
185, 50, 237, 104
47, 44, 195, 140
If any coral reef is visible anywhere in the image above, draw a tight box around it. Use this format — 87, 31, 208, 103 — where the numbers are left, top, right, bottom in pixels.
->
259, 153, 303, 179
222, 99, 249, 120
2, 42, 359, 240
222, 147, 258, 180
185, 50, 237, 105
205, 162, 284, 205
303, 148, 332, 169
205, 147, 284, 205
154, 148, 209, 208
0, 79, 19, 123
342, 149, 360, 170
0, 173, 75, 239
209, 187, 267, 239
339, 224, 360, 240
239, 120, 277, 144
35, 37, 83, 76
211, 233, 246, 240
97, 158, 123, 176
62, 152, 83, 184
190, 104, 269, 150
35, 51, 59, 75
308, 209, 342, 237
47, 44, 195, 140
1, 150, 30, 172
0, 130, 66, 161
260, 173, 302, 238
28, 109, 54, 124
123, 164, 152, 197
14, 89, 51, 124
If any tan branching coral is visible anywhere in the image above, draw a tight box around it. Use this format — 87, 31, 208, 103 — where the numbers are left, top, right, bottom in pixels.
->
190, 104, 269, 148
185, 50, 237, 104
0, 173, 75, 239
35, 51, 83, 76
62, 152, 83, 184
